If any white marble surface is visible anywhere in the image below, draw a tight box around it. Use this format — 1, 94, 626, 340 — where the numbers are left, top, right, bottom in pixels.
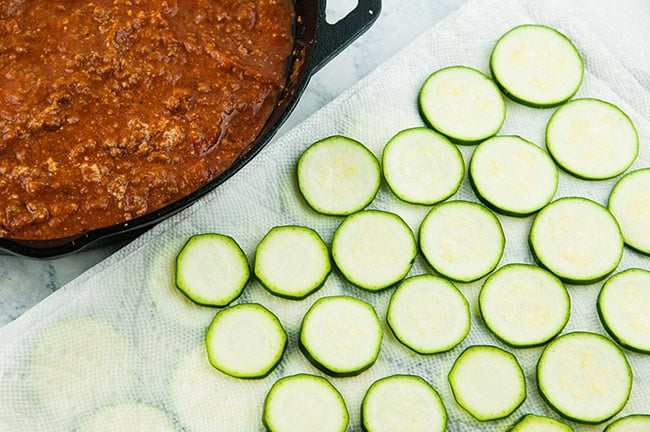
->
0, 0, 467, 327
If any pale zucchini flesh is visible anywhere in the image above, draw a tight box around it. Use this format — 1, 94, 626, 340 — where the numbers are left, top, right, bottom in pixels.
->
490, 24, 583, 107
479, 264, 570, 347
29, 316, 135, 418
448, 345, 526, 421
175, 233, 250, 307
510, 414, 574, 432
264, 374, 349, 432
332, 210, 416, 291
297, 135, 380, 215
362, 375, 447, 432
382, 127, 464, 205
469, 135, 558, 215
206, 303, 286, 379
300, 296, 382, 376
387, 275, 470, 354
546, 98, 638, 180
254, 225, 331, 299
537, 332, 632, 423
529, 197, 623, 284
598, 268, 650, 353
419, 66, 506, 143
419, 201, 505, 282
605, 415, 650, 432
608, 168, 650, 254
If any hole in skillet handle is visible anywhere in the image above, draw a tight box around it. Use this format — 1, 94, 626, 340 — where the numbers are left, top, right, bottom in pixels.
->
310, 0, 382, 74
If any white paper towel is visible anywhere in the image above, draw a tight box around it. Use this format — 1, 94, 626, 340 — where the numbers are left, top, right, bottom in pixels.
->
0, 0, 648, 430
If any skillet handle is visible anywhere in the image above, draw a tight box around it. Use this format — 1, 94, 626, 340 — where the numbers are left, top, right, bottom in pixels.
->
310, 0, 382, 73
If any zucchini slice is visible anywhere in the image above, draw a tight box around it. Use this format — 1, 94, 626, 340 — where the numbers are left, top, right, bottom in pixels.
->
510, 414, 574, 432
382, 127, 464, 205
546, 98, 639, 179
608, 168, 650, 254
254, 225, 330, 299
361, 375, 446, 432
78, 403, 175, 432
297, 135, 380, 215
387, 275, 470, 354
332, 210, 416, 291
529, 197, 623, 284
419, 66, 506, 143
537, 332, 632, 423
175, 233, 250, 307
263, 374, 349, 432
605, 415, 650, 431
419, 201, 505, 282
147, 236, 215, 328
448, 345, 526, 421
479, 264, 570, 347
598, 268, 650, 353
206, 303, 286, 379
300, 296, 382, 376
469, 135, 558, 216
29, 316, 135, 418
490, 24, 583, 107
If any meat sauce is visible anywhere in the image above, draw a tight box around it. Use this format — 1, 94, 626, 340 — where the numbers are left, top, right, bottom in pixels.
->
0, 0, 294, 239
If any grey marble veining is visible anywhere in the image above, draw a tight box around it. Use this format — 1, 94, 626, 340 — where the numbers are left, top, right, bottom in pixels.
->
0, 0, 467, 327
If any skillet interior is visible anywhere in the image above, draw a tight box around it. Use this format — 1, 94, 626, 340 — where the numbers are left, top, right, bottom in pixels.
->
0, 0, 381, 257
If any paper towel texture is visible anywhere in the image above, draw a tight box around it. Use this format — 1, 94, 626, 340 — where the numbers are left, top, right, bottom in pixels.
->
0, 0, 648, 430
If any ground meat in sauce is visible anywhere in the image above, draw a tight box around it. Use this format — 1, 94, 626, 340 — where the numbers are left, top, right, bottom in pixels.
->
0, 0, 294, 239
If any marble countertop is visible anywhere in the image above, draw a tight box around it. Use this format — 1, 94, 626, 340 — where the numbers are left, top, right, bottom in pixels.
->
0, 0, 467, 327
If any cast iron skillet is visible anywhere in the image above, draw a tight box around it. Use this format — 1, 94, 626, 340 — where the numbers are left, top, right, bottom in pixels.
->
1, 0, 382, 258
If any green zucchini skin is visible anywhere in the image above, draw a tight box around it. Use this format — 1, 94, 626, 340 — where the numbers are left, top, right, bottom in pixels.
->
604, 415, 650, 431
545, 98, 639, 180
529, 197, 624, 285
175, 233, 250, 307
205, 303, 287, 379
597, 268, 650, 354
418, 66, 506, 144
490, 24, 583, 108
536, 332, 632, 424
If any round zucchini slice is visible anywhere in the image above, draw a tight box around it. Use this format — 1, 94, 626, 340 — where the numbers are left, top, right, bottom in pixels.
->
332, 210, 416, 291
419, 66, 506, 143
175, 233, 250, 307
469, 135, 558, 216
206, 303, 286, 379
479, 264, 570, 347
510, 414, 574, 432
546, 98, 638, 180
29, 316, 135, 417
490, 24, 583, 107
254, 225, 330, 299
608, 168, 650, 254
362, 375, 446, 432
537, 332, 632, 423
263, 374, 349, 432
448, 345, 526, 421
598, 268, 650, 353
605, 415, 650, 432
529, 197, 623, 284
300, 296, 382, 376
419, 201, 505, 282
387, 275, 470, 354
382, 127, 464, 205
297, 135, 380, 215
